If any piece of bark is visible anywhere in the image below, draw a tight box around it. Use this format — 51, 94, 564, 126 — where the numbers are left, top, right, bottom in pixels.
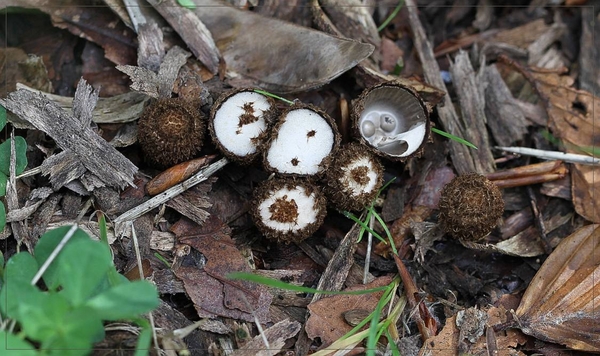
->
137, 21, 165, 72
5, 187, 53, 223
312, 222, 360, 304
311, 0, 381, 66
579, 7, 600, 96
482, 64, 528, 146
527, 22, 567, 68
405, 0, 476, 174
0, 80, 138, 190
450, 51, 495, 174
147, 0, 221, 75
5, 135, 31, 250
117, 46, 191, 98
12, 83, 150, 127
30, 193, 61, 240
152, 300, 220, 352
473, 0, 493, 31
231, 319, 301, 356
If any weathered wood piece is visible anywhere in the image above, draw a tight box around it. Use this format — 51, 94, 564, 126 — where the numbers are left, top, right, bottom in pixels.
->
13, 83, 150, 126
579, 7, 600, 96
0, 80, 138, 190
482, 64, 528, 146
449, 51, 495, 174
405, 0, 476, 174
5, 134, 31, 249
147, 0, 220, 75
117, 46, 190, 98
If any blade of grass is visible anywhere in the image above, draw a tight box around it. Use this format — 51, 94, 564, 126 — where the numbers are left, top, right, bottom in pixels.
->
228, 272, 388, 295
154, 252, 171, 268
370, 209, 397, 256
253, 89, 294, 105
385, 329, 401, 356
431, 127, 478, 149
343, 211, 386, 243
377, 0, 405, 32
357, 209, 374, 243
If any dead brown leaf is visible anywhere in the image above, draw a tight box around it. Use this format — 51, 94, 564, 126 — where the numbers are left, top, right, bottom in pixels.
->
305, 275, 393, 348
172, 216, 272, 323
180, 0, 374, 93
515, 224, 600, 352
418, 314, 459, 356
516, 65, 600, 223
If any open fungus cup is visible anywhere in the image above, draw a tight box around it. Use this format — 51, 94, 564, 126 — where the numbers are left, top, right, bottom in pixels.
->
251, 178, 327, 243
352, 81, 430, 161
325, 143, 384, 212
209, 88, 278, 164
138, 98, 205, 168
263, 103, 341, 177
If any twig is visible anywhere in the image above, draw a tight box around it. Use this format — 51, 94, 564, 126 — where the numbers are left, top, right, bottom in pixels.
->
363, 214, 375, 284
114, 158, 229, 225
131, 222, 160, 354
495, 146, 600, 165
31, 225, 79, 286
526, 187, 552, 254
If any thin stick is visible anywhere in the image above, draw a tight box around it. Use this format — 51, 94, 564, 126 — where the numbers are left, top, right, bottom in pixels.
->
114, 157, 228, 224
363, 214, 375, 284
130, 222, 160, 353
31, 225, 78, 286
495, 146, 600, 165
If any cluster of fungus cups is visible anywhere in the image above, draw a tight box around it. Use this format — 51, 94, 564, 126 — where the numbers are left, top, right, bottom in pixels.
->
254, 104, 340, 243
206, 81, 431, 244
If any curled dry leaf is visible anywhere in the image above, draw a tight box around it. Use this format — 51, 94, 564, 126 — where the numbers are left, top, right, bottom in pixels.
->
146, 155, 217, 196
515, 224, 600, 352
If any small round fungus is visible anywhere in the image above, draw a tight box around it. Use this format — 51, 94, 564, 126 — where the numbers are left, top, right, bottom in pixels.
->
352, 81, 429, 161
438, 173, 504, 242
264, 104, 340, 176
138, 98, 205, 168
209, 89, 277, 164
251, 178, 327, 243
326, 143, 384, 211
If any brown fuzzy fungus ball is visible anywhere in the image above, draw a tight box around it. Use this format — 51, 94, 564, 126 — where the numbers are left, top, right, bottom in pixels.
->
251, 178, 327, 243
325, 143, 384, 211
438, 173, 504, 241
138, 98, 205, 168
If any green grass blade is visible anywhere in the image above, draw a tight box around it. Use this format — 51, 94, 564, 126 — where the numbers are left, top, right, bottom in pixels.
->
342, 211, 386, 243
385, 329, 401, 356
253, 89, 294, 105
377, 0, 405, 32
431, 127, 478, 149
177, 0, 196, 9
371, 209, 397, 256
227, 272, 388, 295
154, 252, 171, 268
